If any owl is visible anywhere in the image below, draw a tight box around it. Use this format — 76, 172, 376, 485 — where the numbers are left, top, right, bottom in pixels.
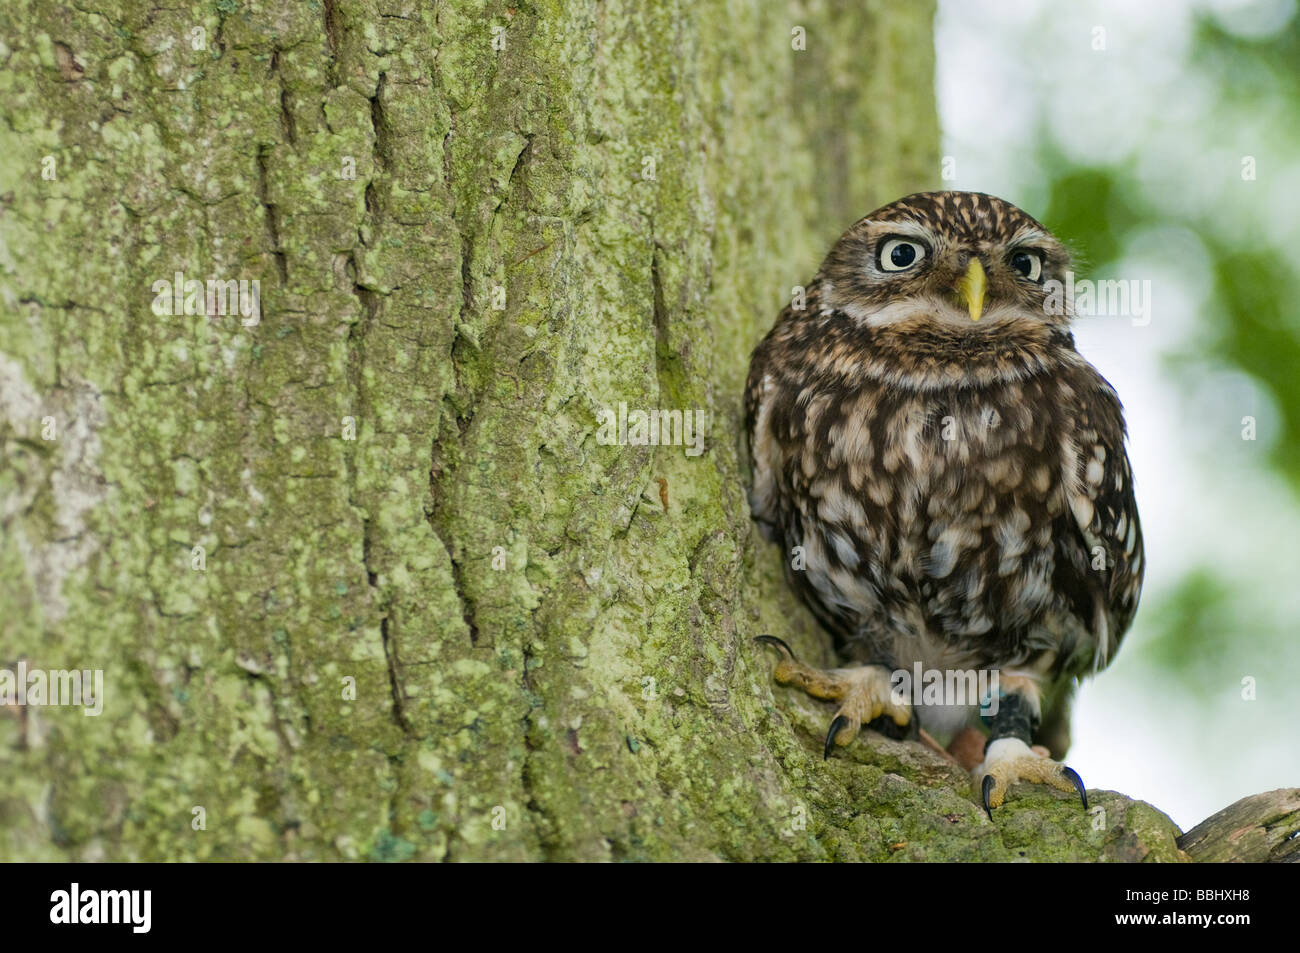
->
745, 191, 1143, 817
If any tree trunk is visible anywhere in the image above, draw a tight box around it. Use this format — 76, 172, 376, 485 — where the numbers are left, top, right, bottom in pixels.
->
0, 0, 1233, 861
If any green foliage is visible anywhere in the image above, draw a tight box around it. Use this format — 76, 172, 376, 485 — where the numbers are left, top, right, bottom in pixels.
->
1135, 569, 1240, 694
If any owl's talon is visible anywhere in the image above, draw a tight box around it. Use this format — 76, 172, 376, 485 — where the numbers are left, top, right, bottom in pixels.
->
976, 737, 1089, 818
754, 635, 797, 661
759, 650, 909, 758
824, 714, 852, 760
1062, 765, 1088, 810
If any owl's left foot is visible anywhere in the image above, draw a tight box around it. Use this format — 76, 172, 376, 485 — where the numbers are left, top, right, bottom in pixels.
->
755, 636, 910, 757
976, 737, 1088, 820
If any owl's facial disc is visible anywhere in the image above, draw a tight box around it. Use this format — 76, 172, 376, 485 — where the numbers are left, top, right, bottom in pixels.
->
815, 197, 1073, 330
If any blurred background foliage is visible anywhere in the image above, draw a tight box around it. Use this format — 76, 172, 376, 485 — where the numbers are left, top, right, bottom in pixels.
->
936, 0, 1300, 827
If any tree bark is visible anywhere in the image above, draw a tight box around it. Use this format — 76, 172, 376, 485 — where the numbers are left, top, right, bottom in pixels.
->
1177, 789, 1300, 863
0, 0, 1248, 861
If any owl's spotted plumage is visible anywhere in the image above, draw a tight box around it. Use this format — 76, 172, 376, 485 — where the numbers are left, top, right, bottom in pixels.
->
746, 191, 1144, 815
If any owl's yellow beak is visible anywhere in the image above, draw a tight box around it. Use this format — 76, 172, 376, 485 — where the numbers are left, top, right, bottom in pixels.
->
956, 258, 986, 322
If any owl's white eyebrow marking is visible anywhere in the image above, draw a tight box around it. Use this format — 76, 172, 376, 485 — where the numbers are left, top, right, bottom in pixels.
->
1007, 226, 1051, 247
867, 220, 935, 243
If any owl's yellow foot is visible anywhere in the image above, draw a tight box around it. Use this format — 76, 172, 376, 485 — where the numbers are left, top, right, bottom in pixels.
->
976, 737, 1088, 820
755, 635, 910, 758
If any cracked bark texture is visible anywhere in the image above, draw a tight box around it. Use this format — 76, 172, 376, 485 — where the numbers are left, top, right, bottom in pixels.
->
0, 0, 1194, 861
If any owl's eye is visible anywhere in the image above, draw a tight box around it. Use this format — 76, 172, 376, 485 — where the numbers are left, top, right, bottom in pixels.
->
878, 238, 928, 272
1009, 249, 1043, 282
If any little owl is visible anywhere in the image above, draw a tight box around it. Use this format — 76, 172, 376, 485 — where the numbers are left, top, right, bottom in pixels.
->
745, 191, 1143, 817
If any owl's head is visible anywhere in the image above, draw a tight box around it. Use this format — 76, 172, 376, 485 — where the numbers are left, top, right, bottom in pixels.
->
817, 191, 1071, 328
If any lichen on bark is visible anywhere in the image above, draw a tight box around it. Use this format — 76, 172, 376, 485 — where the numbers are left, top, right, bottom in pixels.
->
0, 0, 1196, 861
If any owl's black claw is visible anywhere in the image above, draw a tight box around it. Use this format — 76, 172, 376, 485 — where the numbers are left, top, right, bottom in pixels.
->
977, 740, 1089, 816
824, 714, 850, 760
754, 634, 797, 661
1062, 766, 1088, 810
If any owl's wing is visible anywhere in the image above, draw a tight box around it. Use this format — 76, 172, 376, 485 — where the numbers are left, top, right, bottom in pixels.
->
744, 348, 780, 541
744, 303, 798, 543
742, 330, 768, 460
744, 281, 831, 509
1057, 370, 1145, 674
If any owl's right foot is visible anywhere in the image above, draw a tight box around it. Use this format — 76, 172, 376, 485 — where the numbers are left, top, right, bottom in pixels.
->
755, 636, 910, 758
